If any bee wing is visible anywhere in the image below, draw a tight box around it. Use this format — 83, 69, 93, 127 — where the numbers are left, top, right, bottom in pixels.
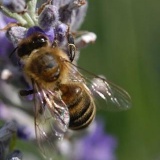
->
89, 76, 131, 110
32, 81, 70, 159
63, 60, 131, 111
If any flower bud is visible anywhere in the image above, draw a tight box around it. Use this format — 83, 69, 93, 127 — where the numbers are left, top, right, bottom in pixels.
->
2, 0, 26, 13
7, 26, 27, 46
38, 5, 59, 30
0, 121, 17, 142
55, 23, 68, 43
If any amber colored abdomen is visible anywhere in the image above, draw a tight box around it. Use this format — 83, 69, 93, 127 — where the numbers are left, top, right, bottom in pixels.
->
60, 84, 96, 130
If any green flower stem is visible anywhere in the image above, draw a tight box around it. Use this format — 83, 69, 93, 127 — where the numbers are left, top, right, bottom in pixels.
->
0, 6, 27, 26
27, 0, 38, 24
22, 12, 35, 27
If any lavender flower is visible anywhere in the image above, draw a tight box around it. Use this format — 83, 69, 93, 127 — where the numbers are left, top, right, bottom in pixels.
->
57, 120, 117, 160
72, 120, 117, 160
0, 121, 23, 160
38, 4, 59, 30
1, 0, 26, 13
0, 13, 14, 57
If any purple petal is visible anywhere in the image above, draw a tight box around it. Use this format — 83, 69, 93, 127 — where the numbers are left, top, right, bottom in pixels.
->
38, 5, 59, 30
0, 13, 14, 57
26, 26, 55, 43
73, 120, 118, 160
25, 26, 46, 37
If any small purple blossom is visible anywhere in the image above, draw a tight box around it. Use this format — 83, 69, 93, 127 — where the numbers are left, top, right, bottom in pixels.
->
0, 121, 17, 141
7, 26, 27, 46
0, 13, 14, 56
0, 102, 35, 140
26, 26, 55, 43
17, 124, 32, 140
55, 23, 68, 43
0, 122, 23, 160
26, 26, 46, 37
72, 120, 117, 160
38, 5, 59, 30
2, 0, 26, 13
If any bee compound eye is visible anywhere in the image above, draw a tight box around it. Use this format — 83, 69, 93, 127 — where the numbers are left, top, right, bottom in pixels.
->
17, 36, 49, 58
32, 35, 48, 45
17, 44, 30, 57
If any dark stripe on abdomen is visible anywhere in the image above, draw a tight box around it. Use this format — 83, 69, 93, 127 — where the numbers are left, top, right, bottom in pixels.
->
69, 90, 95, 130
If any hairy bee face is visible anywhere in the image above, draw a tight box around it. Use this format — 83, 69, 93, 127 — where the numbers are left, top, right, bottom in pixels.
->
24, 48, 61, 83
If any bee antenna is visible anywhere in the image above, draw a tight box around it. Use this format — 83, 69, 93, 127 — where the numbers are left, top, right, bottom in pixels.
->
9, 47, 18, 58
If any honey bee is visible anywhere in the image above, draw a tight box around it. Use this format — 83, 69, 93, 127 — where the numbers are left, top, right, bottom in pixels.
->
16, 30, 131, 158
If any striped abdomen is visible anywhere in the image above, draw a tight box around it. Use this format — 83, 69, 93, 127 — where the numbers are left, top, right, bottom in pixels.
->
60, 84, 96, 130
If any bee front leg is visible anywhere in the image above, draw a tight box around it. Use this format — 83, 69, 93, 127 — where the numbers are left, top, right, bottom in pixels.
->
67, 33, 76, 62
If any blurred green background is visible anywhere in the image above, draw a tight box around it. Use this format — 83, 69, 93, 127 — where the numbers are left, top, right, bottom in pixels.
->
79, 1, 160, 160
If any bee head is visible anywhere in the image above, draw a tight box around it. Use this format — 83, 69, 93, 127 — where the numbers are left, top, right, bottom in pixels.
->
17, 33, 49, 58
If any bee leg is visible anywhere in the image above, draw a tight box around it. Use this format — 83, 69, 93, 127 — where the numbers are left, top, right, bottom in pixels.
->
67, 33, 76, 62
19, 89, 34, 96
